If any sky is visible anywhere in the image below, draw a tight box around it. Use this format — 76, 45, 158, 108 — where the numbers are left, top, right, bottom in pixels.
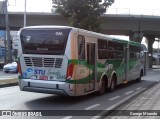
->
110, 0, 160, 9
0, 0, 52, 12
1, 0, 160, 48
1, 0, 159, 14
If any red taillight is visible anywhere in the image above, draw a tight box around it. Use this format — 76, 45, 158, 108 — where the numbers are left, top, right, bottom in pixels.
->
66, 64, 74, 80
17, 62, 22, 75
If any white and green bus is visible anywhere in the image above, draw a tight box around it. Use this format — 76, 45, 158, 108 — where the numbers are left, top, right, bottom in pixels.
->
18, 26, 145, 96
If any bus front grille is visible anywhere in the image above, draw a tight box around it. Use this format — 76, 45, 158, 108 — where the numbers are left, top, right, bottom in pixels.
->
24, 57, 63, 68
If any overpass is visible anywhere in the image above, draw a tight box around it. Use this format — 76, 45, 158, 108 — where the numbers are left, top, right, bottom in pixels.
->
1, 12, 160, 68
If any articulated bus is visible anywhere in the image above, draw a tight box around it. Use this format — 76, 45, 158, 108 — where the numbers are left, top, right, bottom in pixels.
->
18, 26, 145, 96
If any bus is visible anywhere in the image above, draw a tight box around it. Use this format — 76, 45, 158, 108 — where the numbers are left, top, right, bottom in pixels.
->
17, 26, 145, 96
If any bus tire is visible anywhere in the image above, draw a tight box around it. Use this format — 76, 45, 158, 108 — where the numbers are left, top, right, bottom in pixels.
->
98, 78, 107, 95
109, 76, 116, 92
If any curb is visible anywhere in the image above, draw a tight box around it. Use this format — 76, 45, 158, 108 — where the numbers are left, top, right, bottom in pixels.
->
0, 82, 18, 88
0, 78, 18, 88
97, 81, 159, 119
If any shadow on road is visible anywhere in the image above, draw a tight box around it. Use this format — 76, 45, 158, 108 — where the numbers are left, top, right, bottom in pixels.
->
24, 79, 157, 110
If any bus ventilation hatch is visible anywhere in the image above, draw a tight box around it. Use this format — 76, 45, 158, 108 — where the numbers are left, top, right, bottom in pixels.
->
24, 57, 63, 68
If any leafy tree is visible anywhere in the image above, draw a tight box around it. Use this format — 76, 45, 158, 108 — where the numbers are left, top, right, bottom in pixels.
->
52, 0, 114, 32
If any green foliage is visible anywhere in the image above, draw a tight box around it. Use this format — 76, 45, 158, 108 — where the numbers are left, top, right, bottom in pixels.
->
52, 0, 114, 32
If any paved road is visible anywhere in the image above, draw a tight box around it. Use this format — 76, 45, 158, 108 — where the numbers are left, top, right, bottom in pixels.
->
0, 69, 159, 119
0, 71, 18, 80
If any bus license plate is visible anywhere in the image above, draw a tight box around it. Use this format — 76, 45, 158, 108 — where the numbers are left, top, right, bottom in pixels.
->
39, 76, 48, 80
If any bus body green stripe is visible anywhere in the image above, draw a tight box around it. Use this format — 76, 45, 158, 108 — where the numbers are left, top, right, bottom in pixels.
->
66, 58, 140, 84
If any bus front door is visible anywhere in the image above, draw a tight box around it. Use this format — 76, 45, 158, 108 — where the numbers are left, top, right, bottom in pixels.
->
124, 47, 129, 83
87, 43, 96, 92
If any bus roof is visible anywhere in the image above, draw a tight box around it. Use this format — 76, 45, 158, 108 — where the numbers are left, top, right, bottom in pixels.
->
20, 25, 74, 30
20, 25, 141, 46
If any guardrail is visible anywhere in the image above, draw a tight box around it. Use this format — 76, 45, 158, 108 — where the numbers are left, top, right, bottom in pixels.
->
107, 8, 160, 16
8, 7, 160, 16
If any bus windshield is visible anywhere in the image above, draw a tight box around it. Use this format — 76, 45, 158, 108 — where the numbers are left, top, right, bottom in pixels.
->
20, 28, 71, 55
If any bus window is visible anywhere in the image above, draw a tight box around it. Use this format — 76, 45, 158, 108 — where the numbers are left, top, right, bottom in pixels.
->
108, 41, 116, 59
108, 41, 116, 50
130, 45, 141, 59
98, 50, 107, 59
98, 39, 107, 49
98, 39, 108, 59
20, 28, 71, 55
78, 35, 85, 60
116, 42, 124, 51
107, 41, 125, 60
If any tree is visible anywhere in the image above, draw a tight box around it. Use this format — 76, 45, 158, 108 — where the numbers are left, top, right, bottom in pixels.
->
52, 0, 114, 32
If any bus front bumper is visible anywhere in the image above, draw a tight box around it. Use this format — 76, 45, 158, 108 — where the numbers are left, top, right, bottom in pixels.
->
19, 79, 72, 96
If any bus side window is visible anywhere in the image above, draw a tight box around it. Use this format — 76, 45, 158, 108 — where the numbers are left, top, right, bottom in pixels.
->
98, 39, 108, 59
108, 41, 117, 59
129, 45, 141, 59
78, 35, 85, 60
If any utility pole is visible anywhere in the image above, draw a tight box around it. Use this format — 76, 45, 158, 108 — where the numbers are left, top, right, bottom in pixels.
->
4, 0, 12, 63
157, 38, 160, 67
24, 0, 26, 27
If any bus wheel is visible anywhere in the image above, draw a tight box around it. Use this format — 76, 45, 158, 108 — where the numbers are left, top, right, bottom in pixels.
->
109, 77, 116, 92
98, 79, 106, 95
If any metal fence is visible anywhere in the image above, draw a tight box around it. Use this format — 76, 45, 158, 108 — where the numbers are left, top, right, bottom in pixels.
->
107, 8, 160, 16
